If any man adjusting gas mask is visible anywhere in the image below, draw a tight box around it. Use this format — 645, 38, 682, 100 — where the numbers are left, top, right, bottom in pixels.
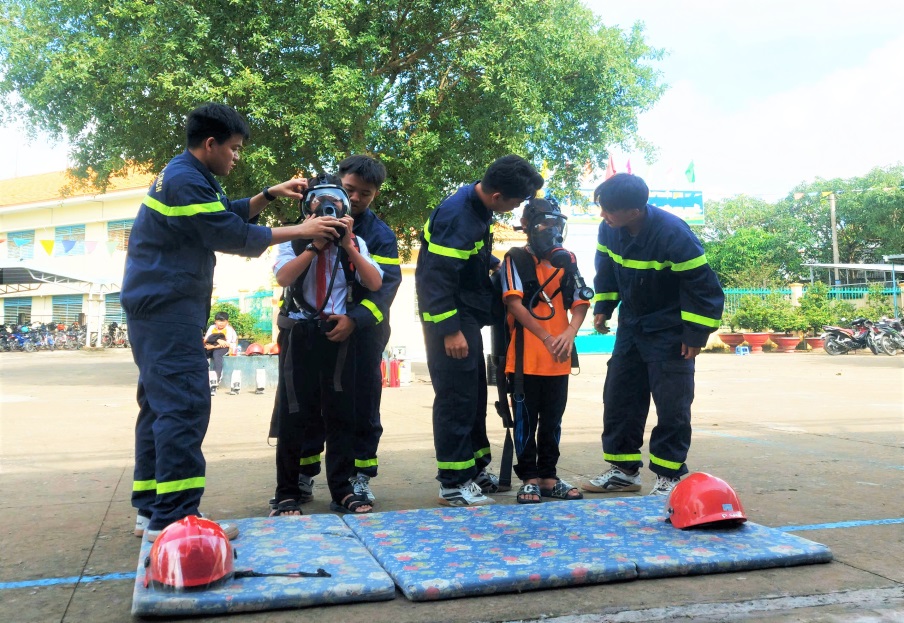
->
520, 197, 594, 306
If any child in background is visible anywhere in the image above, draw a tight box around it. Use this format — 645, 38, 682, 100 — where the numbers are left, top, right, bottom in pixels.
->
204, 311, 238, 385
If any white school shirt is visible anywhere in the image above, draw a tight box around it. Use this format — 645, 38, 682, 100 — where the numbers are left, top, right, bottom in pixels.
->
273, 238, 382, 320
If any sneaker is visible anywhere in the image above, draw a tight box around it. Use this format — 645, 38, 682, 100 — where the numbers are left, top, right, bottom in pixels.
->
473, 470, 510, 493
146, 519, 239, 542
581, 466, 642, 493
438, 481, 496, 507
269, 475, 315, 509
649, 474, 682, 497
134, 513, 151, 538
350, 473, 376, 504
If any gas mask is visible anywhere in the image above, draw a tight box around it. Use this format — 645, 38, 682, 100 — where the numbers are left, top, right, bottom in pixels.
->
301, 183, 350, 238
523, 197, 593, 302
524, 198, 571, 268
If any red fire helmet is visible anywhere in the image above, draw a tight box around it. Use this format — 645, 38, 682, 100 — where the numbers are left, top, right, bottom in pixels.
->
244, 343, 265, 356
666, 472, 747, 529
144, 516, 235, 590
268, 342, 280, 355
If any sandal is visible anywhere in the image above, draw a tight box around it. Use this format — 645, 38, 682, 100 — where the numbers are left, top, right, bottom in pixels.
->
516, 483, 542, 504
269, 499, 303, 517
539, 479, 584, 500
268, 476, 315, 509
329, 493, 372, 515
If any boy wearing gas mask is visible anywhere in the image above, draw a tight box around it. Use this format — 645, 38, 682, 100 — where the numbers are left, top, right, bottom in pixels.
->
498, 197, 591, 503
270, 175, 383, 516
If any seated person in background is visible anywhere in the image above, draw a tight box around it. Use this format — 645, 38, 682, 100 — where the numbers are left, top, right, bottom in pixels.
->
205, 311, 238, 384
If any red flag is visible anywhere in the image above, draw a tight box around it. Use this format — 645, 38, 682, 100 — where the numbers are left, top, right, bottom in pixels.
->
604, 157, 616, 180
626, 159, 632, 175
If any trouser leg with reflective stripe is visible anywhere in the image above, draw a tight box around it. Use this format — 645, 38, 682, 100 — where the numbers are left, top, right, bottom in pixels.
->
129, 318, 209, 531
602, 344, 650, 474
425, 321, 488, 487
647, 358, 694, 477
351, 323, 389, 477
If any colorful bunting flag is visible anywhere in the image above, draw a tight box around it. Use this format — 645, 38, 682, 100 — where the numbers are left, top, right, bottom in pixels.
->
85, 241, 98, 254
626, 159, 632, 175
685, 161, 696, 183
106, 241, 119, 254
604, 157, 616, 180
40, 240, 55, 255
12, 237, 30, 247
793, 192, 805, 200
61, 240, 77, 253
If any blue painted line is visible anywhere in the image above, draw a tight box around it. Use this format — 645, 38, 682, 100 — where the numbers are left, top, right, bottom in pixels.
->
778, 517, 904, 532
0, 571, 135, 590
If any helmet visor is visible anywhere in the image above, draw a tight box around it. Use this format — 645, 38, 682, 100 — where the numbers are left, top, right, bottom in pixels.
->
303, 185, 350, 218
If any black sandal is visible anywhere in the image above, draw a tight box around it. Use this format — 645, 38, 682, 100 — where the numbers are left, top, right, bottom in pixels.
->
269, 499, 303, 517
329, 493, 372, 514
516, 483, 542, 504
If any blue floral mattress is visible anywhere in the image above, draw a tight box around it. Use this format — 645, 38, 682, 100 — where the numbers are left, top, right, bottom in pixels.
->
131, 514, 396, 616
344, 496, 832, 601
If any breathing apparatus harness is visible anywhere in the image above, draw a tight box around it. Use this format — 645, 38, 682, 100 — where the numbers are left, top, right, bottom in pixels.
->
275, 181, 359, 424
491, 197, 594, 488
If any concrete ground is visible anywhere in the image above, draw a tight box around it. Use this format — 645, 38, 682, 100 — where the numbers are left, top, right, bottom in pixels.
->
0, 347, 902, 623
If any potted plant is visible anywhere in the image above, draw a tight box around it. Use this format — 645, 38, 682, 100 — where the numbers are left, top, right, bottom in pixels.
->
764, 293, 806, 352
732, 295, 771, 353
799, 282, 833, 350
717, 315, 746, 353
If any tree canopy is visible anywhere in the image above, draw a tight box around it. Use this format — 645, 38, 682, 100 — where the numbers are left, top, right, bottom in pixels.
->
0, 0, 664, 245
696, 165, 904, 286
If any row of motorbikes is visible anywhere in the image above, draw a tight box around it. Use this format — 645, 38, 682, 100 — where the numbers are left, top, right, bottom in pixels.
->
0, 321, 130, 352
821, 317, 904, 356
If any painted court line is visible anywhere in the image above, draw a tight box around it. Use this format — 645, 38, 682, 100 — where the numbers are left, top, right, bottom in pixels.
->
2, 517, 902, 592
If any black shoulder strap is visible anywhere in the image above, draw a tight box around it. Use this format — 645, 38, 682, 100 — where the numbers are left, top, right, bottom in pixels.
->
506, 248, 541, 305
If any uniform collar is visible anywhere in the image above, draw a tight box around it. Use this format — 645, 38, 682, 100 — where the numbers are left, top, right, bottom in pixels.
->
465, 182, 491, 221
618, 204, 655, 247
352, 208, 373, 230
178, 150, 225, 195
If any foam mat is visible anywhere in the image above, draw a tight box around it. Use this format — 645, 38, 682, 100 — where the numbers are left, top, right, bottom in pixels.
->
344, 497, 832, 601
132, 514, 395, 616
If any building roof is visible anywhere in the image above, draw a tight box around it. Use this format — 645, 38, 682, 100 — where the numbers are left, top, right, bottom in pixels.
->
804, 262, 904, 273
0, 258, 120, 295
0, 169, 155, 208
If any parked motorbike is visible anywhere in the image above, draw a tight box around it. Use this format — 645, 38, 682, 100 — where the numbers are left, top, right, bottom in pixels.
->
821, 317, 880, 356
102, 322, 130, 348
874, 317, 904, 356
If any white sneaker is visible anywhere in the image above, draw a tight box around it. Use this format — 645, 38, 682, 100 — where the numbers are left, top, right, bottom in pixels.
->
351, 473, 375, 504
649, 475, 682, 497
438, 481, 496, 507
581, 466, 642, 493
134, 514, 150, 538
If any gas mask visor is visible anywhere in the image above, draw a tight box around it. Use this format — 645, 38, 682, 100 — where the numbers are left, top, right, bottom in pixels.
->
301, 184, 350, 219
527, 212, 568, 262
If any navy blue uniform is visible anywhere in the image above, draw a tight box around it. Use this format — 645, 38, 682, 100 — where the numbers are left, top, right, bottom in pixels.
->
294, 208, 402, 478
122, 150, 271, 531
593, 204, 723, 477
415, 183, 496, 487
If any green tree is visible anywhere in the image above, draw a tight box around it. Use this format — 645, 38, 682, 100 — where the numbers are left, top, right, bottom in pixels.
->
799, 281, 834, 334
0, 0, 664, 247
861, 283, 893, 320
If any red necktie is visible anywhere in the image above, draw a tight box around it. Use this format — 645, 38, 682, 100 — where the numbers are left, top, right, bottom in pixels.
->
316, 249, 328, 318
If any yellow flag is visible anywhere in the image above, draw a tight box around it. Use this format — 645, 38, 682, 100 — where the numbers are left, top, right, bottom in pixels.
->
40, 240, 55, 255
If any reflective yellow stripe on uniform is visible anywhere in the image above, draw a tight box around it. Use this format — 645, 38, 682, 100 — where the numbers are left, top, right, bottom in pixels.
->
593, 292, 620, 303
603, 452, 643, 462
143, 194, 225, 217
133, 479, 157, 492
156, 476, 205, 495
355, 458, 379, 469
423, 219, 484, 260
681, 310, 721, 328
298, 454, 322, 466
360, 299, 384, 323
650, 454, 684, 470
597, 243, 709, 272
473, 447, 491, 460
371, 255, 401, 265
422, 309, 457, 323
437, 458, 476, 470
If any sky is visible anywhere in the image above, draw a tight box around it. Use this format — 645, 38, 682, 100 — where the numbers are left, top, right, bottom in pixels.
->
2, 1, 903, 200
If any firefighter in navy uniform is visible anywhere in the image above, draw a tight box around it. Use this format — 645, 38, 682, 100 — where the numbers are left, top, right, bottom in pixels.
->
286, 156, 401, 506
122, 103, 342, 541
415, 155, 543, 507
581, 173, 724, 498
